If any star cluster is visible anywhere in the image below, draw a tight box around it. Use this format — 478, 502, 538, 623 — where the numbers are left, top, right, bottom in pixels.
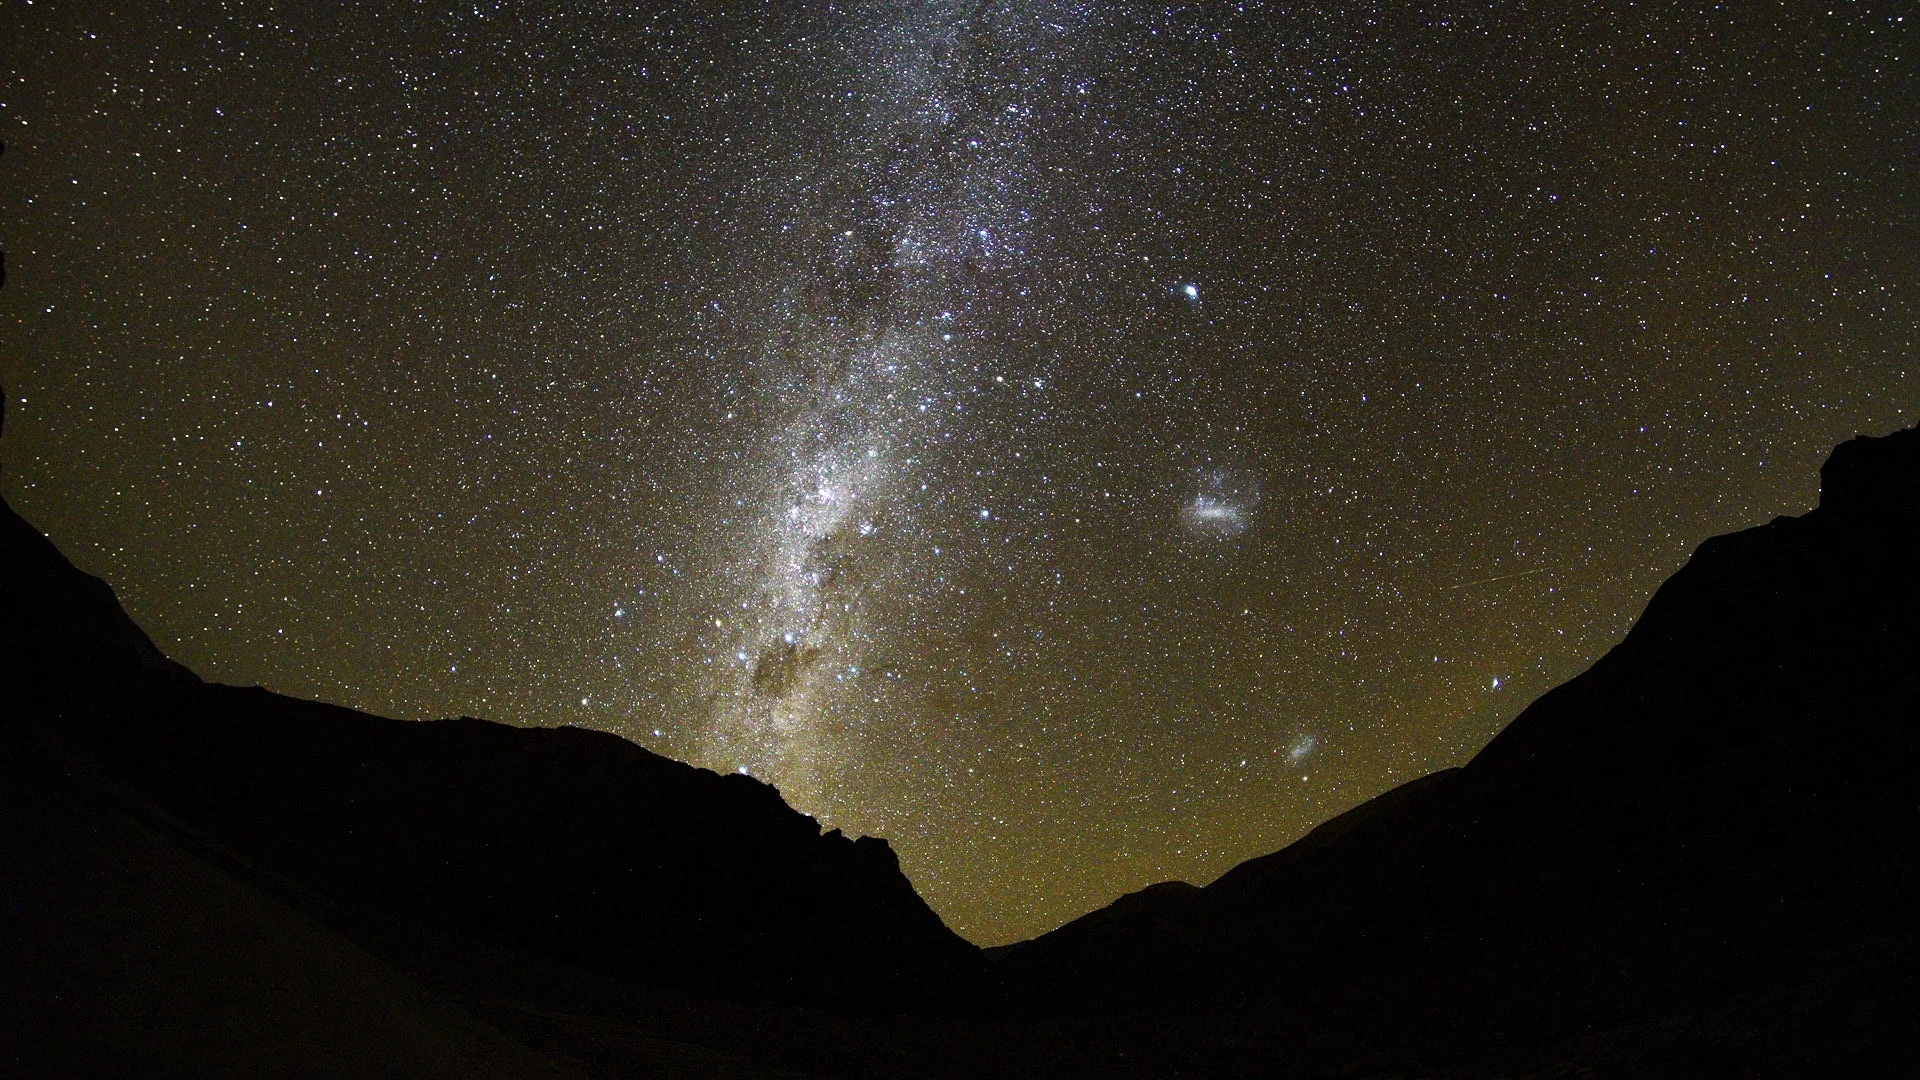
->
3, 1, 1914, 943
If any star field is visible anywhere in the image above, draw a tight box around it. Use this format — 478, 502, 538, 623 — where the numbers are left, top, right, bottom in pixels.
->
2, 1, 1915, 944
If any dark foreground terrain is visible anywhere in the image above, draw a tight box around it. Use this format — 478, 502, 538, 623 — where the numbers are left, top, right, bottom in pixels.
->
4, 425, 1919, 1078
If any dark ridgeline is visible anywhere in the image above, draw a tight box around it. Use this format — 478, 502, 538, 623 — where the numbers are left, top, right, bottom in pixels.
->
0, 490, 979, 1012
3, 422, 1919, 1077
985, 424, 1920, 1071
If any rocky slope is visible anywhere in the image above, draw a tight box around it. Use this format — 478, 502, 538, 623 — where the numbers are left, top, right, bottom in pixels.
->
0, 491, 977, 1012
987, 424, 1920, 1068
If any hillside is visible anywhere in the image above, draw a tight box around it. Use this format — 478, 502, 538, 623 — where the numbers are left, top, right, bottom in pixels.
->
983, 425, 1920, 1072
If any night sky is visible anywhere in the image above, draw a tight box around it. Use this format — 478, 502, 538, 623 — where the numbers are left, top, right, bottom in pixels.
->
3, 1, 1914, 944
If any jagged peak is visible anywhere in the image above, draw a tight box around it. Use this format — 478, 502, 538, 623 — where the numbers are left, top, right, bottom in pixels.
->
1820, 422, 1920, 521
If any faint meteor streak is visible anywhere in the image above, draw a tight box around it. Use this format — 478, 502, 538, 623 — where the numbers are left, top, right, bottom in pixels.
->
1437, 566, 1552, 591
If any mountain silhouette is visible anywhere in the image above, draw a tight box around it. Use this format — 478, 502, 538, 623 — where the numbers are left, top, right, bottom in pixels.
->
5, 423, 1920, 1078
0, 488, 977, 1021
983, 424, 1920, 1071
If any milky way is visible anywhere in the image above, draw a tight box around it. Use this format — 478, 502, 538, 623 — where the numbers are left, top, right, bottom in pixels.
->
697, 2, 1094, 803
5, 1, 1915, 942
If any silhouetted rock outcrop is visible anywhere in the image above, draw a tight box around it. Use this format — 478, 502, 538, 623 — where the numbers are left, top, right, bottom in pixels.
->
990, 424, 1920, 1068
0, 494, 977, 1011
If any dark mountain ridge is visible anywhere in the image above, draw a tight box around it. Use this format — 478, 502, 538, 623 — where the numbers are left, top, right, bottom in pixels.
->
984, 424, 1920, 1066
0, 491, 978, 1012
5, 423, 1919, 1077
